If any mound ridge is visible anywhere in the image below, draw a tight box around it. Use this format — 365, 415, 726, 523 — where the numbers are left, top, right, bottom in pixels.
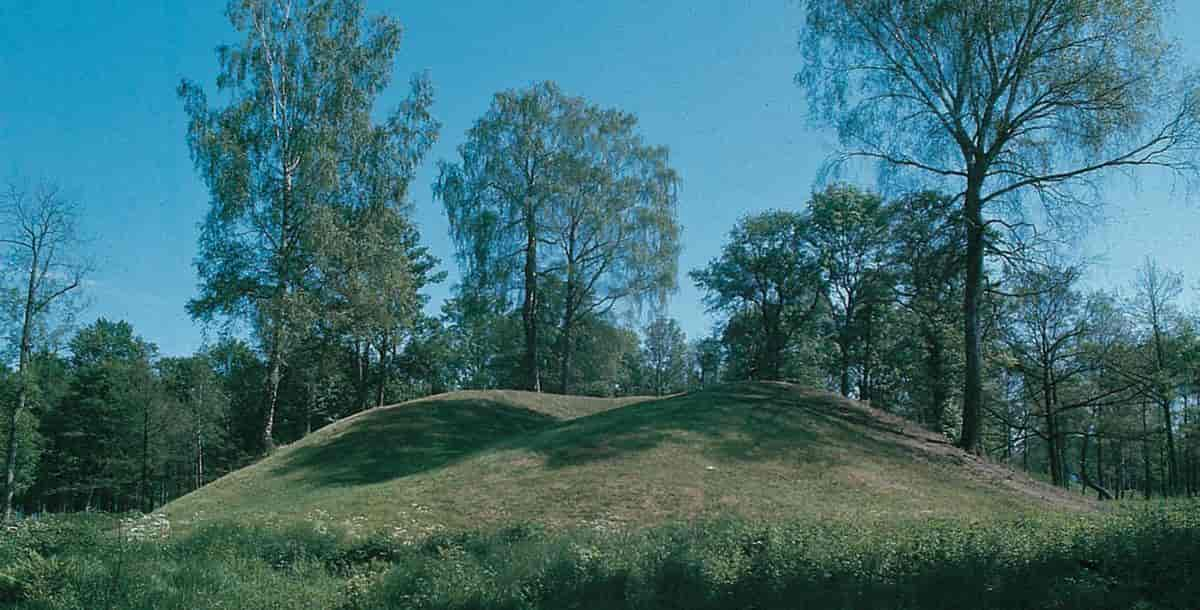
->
166, 383, 1091, 533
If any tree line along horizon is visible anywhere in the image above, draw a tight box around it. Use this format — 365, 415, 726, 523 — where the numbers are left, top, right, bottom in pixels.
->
3, 0, 1200, 519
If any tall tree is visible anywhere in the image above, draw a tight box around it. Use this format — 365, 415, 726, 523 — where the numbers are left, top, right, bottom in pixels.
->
691, 211, 824, 381
1, 180, 87, 521
179, 0, 433, 451
313, 201, 443, 409
642, 316, 688, 396
436, 81, 681, 393
436, 82, 574, 392
806, 184, 892, 398
798, 0, 1200, 452
692, 337, 723, 388
891, 191, 965, 431
158, 356, 229, 492
1130, 257, 1184, 494
0, 367, 43, 514
310, 68, 440, 410
1000, 266, 1088, 487
542, 108, 680, 394
41, 319, 156, 512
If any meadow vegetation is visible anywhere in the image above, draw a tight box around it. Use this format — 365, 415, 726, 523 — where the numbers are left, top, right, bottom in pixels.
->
3, 502, 1198, 609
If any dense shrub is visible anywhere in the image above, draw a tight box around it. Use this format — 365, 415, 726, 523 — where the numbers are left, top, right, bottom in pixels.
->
1, 502, 1198, 609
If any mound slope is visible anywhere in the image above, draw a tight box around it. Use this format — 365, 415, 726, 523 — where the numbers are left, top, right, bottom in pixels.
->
166, 383, 1090, 533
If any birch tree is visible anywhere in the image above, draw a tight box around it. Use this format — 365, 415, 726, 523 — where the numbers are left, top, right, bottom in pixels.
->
179, 0, 433, 450
437, 82, 679, 392
1, 180, 87, 522
798, 0, 1200, 452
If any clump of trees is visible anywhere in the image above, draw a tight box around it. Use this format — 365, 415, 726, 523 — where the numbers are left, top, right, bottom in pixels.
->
5, 0, 1200, 519
436, 81, 681, 394
690, 181, 1200, 499
177, 0, 440, 452
1, 180, 88, 520
796, 0, 1200, 453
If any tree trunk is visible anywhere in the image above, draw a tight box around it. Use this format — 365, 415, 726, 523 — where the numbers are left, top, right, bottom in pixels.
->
4, 247, 39, 522
141, 402, 151, 513
522, 213, 541, 392
1045, 408, 1063, 486
838, 335, 851, 397
304, 380, 314, 437
1143, 400, 1152, 500
376, 336, 390, 408
559, 282, 578, 396
1160, 398, 1178, 495
925, 329, 947, 431
195, 427, 204, 491
1117, 440, 1126, 498
860, 305, 874, 402
762, 306, 784, 381
1159, 442, 1170, 496
262, 322, 283, 454
1080, 431, 1113, 500
194, 382, 205, 490
1041, 350, 1063, 487
1185, 402, 1195, 497
1148, 321, 1179, 495
3, 388, 25, 522
960, 177, 985, 454
558, 323, 574, 395
355, 339, 369, 411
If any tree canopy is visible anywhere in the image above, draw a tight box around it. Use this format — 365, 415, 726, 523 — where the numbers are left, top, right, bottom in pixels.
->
179, 0, 438, 451
436, 81, 680, 393
797, 0, 1200, 452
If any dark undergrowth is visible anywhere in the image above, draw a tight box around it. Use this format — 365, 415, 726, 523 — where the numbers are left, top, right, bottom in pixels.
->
2, 501, 1197, 609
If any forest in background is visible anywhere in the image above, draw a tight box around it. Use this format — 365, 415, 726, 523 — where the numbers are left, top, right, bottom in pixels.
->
3, 0, 1200, 518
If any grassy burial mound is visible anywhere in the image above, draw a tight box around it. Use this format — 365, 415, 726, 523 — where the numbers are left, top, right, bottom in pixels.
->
166, 382, 1090, 534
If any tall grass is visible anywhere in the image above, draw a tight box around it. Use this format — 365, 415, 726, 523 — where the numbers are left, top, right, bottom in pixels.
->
3, 502, 1198, 609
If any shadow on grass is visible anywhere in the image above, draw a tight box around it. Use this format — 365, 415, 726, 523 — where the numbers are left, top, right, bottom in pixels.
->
272, 382, 941, 490
527, 382, 929, 470
272, 399, 559, 487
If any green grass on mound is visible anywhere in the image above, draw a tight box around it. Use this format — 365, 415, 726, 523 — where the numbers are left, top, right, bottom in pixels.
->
166, 382, 1091, 535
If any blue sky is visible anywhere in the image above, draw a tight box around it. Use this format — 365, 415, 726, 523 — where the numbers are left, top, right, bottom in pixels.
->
1, 1, 1198, 356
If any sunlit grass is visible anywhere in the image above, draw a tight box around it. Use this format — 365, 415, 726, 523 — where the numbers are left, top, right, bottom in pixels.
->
3, 501, 1198, 609
165, 382, 1091, 537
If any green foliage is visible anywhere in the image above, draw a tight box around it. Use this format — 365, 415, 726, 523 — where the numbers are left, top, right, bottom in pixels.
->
691, 210, 824, 381
39, 319, 159, 511
179, 0, 439, 450
640, 317, 688, 396
439, 284, 645, 397
0, 367, 44, 501
806, 183, 892, 399
202, 338, 266, 462
0, 515, 343, 609
0, 402, 43, 501
4, 503, 1199, 609
436, 81, 680, 392
797, 0, 1200, 452
887, 191, 965, 431
563, 317, 641, 397
690, 337, 722, 389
